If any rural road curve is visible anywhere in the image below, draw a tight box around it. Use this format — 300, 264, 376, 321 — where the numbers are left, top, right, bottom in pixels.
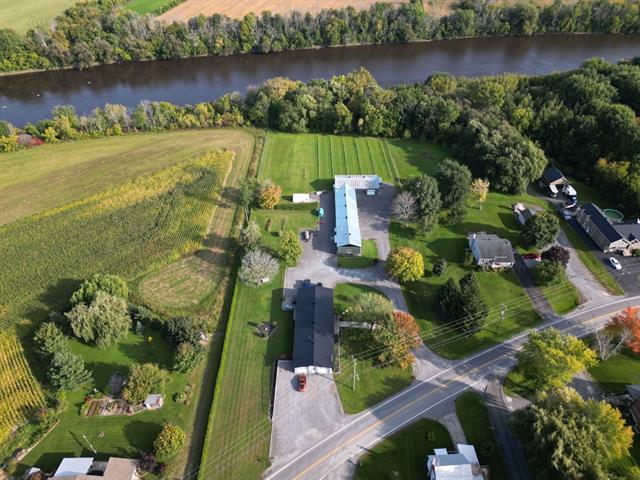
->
263, 295, 640, 480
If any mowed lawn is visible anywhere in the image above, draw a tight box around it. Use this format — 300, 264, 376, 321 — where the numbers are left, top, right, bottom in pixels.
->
354, 418, 453, 480
390, 191, 548, 358
257, 131, 448, 193
0, 0, 80, 33
199, 207, 317, 479
0, 129, 253, 226
19, 327, 209, 475
455, 391, 508, 480
333, 283, 413, 413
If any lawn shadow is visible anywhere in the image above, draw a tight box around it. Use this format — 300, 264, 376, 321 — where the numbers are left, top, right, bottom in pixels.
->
311, 179, 332, 191
19, 451, 78, 475
85, 361, 129, 391
123, 420, 163, 454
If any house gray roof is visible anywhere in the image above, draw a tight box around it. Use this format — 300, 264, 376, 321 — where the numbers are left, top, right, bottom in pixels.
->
292, 285, 334, 370
613, 222, 640, 242
580, 203, 622, 243
541, 166, 566, 184
334, 175, 381, 190
469, 233, 515, 263
334, 183, 362, 248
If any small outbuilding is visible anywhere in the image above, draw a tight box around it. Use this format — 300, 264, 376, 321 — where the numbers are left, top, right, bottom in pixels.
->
540, 166, 568, 188
143, 394, 164, 410
513, 202, 537, 226
334, 175, 381, 191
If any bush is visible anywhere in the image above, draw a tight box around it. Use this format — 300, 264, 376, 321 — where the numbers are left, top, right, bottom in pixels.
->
166, 316, 206, 346
122, 363, 167, 405
154, 424, 185, 463
66, 291, 131, 348
541, 245, 570, 266
172, 342, 205, 373
386, 246, 424, 283
480, 441, 496, 458
279, 230, 303, 265
274, 201, 319, 211
534, 259, 565, 286
433, 258, 448, 276
70, 273, 128, 305
239, 221, 261, 250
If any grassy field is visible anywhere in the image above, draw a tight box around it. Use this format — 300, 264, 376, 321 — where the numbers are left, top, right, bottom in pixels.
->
257, 132, 447, 193
390, 191, 548, 358
0, 130, 251, 227
333, 284, 413, 413
251, 208, 319, 252
354, 418, 452, 480
19, 327, 211, 475
0, 0, 80, 33
126, 0, 181, 14
455, 391, 508, 480
337, 240, 378, 268
198, 205, 317, 479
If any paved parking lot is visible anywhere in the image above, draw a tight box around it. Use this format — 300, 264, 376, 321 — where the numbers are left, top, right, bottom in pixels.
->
270, 361, 347, 466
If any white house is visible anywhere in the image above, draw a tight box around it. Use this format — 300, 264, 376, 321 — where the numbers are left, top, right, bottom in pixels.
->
427, 444, 486, 480
53, 457, 139, 479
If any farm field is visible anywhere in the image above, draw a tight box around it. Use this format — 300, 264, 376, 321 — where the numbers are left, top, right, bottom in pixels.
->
334, 283, 413, 413
0, 0, 79, 33
0, 129, 252, 227
158, 0, 407, 22
126, 0, 181, 14
257, 132, 446, 193
455, 391, 508, 480
354, 418, 453, 480
198, 207, 317, 479
0, 128, 257, 470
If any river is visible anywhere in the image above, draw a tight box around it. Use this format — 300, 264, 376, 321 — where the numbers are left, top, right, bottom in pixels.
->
1, 34, 639, 127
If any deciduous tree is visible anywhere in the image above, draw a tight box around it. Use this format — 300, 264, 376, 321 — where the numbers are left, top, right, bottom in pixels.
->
239, 220, 261, 250
470, 178, 489, 209
172, 342, 205, 373
386, 247, 424, 283
154, 423, 185, 463
66, 291, 131, 348
257, 179, 282, 209
279, 230, 303, 265
516, 328, 596, 391
522, 211, 559, 249
401, 175, 442, 221
122, 363, 167, 405
435, 158, 472, 208
541, 245, 570, 266
238, 248, 279, 286
70, 273, 128, 305
373, 311, 420, 369
348, 292, 394, 325
391, 191, 418, 222
533, 259, 565, 286
166, 316, 206, 346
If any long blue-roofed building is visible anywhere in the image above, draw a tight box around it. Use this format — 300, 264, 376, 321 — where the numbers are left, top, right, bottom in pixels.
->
334, 182, 362, 256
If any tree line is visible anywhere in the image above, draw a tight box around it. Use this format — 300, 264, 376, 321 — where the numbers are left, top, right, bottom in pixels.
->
2, 57, 640, 211
1, 0, 640, 73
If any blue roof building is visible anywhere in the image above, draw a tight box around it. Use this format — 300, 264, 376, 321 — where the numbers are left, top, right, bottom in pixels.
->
334, 183, 362, 256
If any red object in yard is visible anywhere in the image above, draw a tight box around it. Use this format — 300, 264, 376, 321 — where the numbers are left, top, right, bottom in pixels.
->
523, 252, 541, 260
298, 374, 307, 392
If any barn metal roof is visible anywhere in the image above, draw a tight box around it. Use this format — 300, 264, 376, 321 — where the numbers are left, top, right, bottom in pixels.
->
334, 183, 362, 248
334, 175, 381, 190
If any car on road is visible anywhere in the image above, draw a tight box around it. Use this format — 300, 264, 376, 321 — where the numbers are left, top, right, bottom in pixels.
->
297, 374, 307, 392
609, 257, 622, 270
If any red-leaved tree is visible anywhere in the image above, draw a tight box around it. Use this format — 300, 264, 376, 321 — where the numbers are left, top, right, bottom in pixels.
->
598, 307, 640, 360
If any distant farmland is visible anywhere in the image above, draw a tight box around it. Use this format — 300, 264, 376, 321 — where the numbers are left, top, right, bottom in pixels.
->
158, 0, 407, 22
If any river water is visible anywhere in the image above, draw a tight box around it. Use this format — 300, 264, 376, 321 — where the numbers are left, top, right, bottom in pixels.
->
1, 34, 639, 126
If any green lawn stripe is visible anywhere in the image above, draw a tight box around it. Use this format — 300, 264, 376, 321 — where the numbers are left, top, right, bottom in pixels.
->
382, 139, 401, 182
378, 138, 396, 182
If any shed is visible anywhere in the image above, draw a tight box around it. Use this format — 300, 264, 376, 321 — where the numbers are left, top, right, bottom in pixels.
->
292, 285, 335, 375
334, 175, 381, 191
53, 458, 94, 477
334, 183, 362, 256
143, 394, 164, 410
540, 166, 568, 187
292, 193, 311, 204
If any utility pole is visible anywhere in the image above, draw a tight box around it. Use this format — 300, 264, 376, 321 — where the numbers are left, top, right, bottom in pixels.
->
497, 303, 506, 335
352, 356, 357, 391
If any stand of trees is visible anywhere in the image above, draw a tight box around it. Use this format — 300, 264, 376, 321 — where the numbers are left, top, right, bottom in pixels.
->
1, 0, 640, 73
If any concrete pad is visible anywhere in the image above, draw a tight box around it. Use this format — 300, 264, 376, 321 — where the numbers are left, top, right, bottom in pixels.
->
270, 361, 347, 466
439, 412, 467, 445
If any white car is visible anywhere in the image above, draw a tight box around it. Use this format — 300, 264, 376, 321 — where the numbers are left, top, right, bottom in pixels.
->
609, 257, 622, 270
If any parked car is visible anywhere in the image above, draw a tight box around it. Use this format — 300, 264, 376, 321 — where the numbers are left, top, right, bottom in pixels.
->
609, 257, 622, 270
523, 252, 541, 260
298, 374, 307, 392
562, 210, 573, 221
303, 230, 311, 241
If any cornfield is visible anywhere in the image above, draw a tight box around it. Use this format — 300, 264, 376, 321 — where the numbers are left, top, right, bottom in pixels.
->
0, 150, 232, 443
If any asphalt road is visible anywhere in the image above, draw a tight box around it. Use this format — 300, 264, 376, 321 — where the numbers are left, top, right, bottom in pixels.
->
263, 295, 640, 480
